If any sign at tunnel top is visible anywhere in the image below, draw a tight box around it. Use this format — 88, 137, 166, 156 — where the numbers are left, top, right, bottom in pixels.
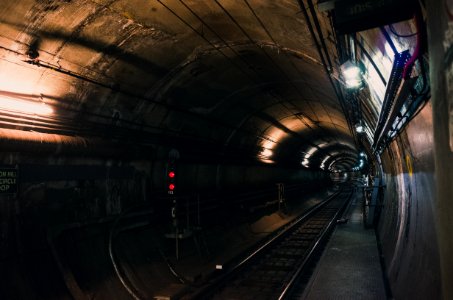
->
0, 167, 18, 194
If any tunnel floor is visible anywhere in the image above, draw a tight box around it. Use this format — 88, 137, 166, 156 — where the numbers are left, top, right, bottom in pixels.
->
151, 188, 338, 299
24, 184, 389, 299
300, 187, 387, 300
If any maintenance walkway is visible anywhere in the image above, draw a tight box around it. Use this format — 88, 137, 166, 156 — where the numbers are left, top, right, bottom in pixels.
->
301, 187, 388, 300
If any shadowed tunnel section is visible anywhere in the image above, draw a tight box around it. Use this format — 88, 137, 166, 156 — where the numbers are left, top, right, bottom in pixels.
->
0, 0, 450, 299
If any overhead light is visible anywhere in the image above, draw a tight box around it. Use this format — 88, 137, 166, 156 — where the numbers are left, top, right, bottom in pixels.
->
260, 148, 273, 158
345, 78, 362, 88
355, 124, 364, 133
259, 148, 275, 163
341, 61, 363, 89
360, 152, 366, 157
0, 96, 53, 116
343, 65, 361, 79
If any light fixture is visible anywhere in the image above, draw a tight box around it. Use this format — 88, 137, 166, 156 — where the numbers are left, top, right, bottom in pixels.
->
320, 156, 330, 170
343, 66, 361, 79
0, 95, 53, 116
341, 60, 363, 89
345, 78, 362, 88
260, 148, 273, 157
259, 148, 274, 163
355, 123, 364, 133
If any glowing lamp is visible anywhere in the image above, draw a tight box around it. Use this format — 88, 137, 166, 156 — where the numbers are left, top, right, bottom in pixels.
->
0, 96, 53, 115
355, 124, 364, 133
260, 148, 273, 157
345, 78, 362, 88
341, 61, 363, 89
169, 183, 175, 191
343, 65, 361, 79
168, 171, 175, 178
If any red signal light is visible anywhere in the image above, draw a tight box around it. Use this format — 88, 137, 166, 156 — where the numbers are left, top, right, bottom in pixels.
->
169, 183, 175, 191
168, 171, 175, 178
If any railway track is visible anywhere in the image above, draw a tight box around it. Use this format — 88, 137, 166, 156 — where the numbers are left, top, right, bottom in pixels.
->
186, 186, 353, 300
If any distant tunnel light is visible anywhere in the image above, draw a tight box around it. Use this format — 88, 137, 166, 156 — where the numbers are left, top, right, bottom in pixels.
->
259, 148, 273, 160
0, 96, 53, 115
261, 148, 272, 157
320, 156, 330, 170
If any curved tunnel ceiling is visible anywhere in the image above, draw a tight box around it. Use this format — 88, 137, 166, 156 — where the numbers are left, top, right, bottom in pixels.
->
0, 0, 359, 170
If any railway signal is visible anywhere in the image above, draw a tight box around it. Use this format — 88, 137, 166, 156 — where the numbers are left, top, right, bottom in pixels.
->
167, 165, 176, 195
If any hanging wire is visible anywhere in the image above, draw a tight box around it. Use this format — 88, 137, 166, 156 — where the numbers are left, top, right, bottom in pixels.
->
389, 24, 417, 38
213, 0, 314, 102
0, 5, 282, 152
221, 0, 348, 161
241, 0, 341, 145
297, 0, 356, 139
380, 27, 398, 55
166, 0, 343, 162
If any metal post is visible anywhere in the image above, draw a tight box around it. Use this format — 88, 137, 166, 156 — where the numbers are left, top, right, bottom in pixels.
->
277, 183, 285, 211
197, 194, 201, 226
171, 198, 179, 260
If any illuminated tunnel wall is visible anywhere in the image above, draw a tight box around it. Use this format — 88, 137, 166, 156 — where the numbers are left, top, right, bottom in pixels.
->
348, 9, 441, 299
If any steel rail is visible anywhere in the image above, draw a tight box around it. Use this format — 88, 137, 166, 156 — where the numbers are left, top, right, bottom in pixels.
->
278, 188, 354, 299
188, 186, 351, 299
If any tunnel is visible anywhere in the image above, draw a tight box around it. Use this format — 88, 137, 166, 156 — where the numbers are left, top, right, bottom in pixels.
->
0, 0, 451, 299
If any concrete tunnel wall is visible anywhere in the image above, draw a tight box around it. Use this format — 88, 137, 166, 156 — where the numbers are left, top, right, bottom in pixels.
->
371, 2, 453, 298
427, 1, 453, 299
337, 4, 445, 298
377, 102, 441, 300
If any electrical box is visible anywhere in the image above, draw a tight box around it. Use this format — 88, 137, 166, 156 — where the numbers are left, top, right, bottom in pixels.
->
331, 0, 416, 34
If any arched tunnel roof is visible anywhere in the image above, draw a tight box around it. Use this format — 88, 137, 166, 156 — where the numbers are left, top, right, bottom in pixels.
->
0, 0, 358, 170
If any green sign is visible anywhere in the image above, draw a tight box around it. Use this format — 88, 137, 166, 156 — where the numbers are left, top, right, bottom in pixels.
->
0, 168, 18, 194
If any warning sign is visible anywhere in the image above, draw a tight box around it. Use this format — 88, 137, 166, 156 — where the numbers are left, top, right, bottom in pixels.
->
0, 168, 18, 194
